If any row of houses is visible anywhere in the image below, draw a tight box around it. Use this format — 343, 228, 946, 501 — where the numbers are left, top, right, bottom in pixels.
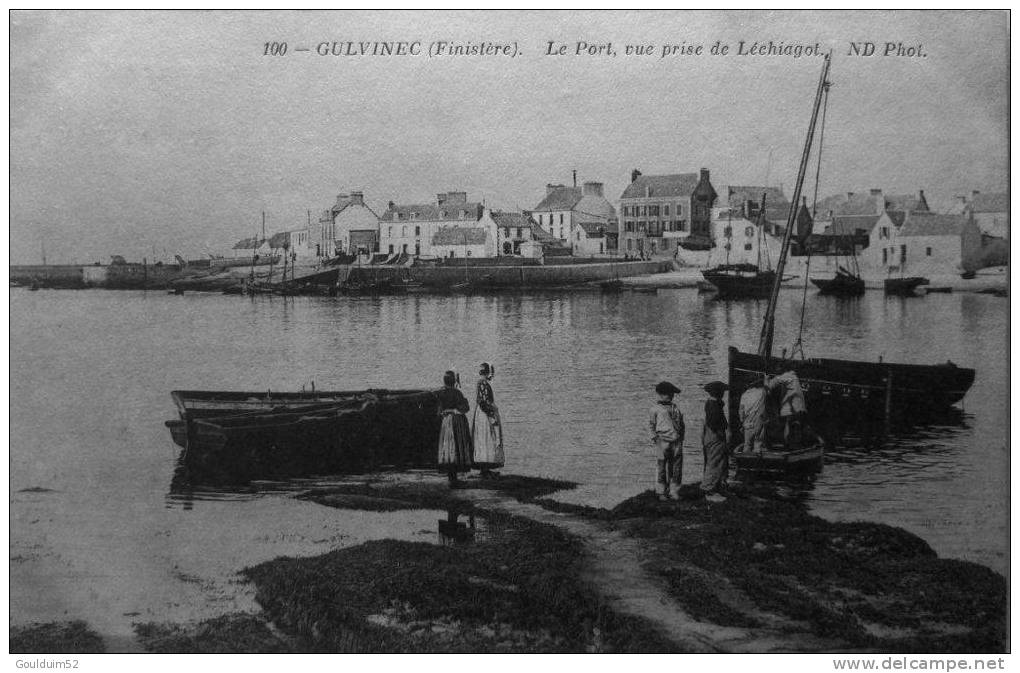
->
227, 171, 1007, 275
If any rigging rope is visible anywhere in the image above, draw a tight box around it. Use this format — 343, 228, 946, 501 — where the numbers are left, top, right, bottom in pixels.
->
792, 79, 830, 359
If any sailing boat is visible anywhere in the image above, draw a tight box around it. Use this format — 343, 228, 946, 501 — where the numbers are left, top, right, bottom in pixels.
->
701, 195, 776, 298
811, 210, 865, 296
727, 55, 974, 441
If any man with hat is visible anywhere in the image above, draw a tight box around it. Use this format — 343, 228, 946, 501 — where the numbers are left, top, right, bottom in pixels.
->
700, 381, 730, 501
649, 381, 685, 500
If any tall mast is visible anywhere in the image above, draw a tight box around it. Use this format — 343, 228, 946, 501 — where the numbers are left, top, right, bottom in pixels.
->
758, 53, 832, 362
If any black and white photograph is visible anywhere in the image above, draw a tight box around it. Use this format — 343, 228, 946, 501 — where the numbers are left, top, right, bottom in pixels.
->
8, 10, 1010, 660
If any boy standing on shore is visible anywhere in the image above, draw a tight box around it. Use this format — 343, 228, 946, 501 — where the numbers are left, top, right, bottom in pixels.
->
650, 381, 685, 500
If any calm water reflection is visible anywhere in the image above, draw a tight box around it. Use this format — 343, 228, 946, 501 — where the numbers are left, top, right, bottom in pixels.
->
10, 288, 1009, 631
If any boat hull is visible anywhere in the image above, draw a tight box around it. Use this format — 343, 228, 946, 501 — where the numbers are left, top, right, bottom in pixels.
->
168, 389, 443, 482
727, 347, 975, 430
884, 277, 929, 296
702, 268, 776, 299
811, 275, 865, 297
733, 444, 824, 476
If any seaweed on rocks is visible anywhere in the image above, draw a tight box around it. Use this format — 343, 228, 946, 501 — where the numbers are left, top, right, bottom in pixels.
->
10, 621, 106, 654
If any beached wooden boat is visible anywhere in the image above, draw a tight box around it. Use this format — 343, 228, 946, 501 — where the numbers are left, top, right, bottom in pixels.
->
599, 279, 624, 292
884, 276, 929, 296
167, 388, 443, 482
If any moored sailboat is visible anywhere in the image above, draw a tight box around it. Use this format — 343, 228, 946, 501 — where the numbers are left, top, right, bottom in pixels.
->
726, 55, 974, 443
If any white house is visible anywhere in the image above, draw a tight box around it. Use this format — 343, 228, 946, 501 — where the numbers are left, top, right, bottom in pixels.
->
315, 191, 380, 258
861, 210, 982, 275
570, 222, 613, 256
482, 209, 545, 256
379, 192, 485, 257
953, 191, 1008, 239
532, 180, 616, 244
430, 225, 493, 258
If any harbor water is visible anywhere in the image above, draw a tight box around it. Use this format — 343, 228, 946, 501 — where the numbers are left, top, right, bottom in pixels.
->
10, 287, 1009, 641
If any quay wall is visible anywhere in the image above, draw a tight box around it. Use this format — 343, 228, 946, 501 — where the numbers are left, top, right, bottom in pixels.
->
347, 259, 668, 287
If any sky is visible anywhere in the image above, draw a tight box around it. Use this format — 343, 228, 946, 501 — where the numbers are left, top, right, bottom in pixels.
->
9, 10, 1009, 264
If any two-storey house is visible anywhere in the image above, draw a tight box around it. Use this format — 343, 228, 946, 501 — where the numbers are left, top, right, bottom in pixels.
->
619, 168, 718, 257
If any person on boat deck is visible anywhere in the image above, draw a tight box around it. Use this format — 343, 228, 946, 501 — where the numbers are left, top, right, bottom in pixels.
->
738, 378, 768, 455
436, 371, 473, 487
471, 362, 504, 478
700, 381, 730, 502
766, 369, 807, 450
649, 381, 685, 501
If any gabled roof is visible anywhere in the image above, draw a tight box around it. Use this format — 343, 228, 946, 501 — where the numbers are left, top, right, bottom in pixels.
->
885, 211, 907, 227
815, 192, 883, 218
490, 210, 538, 229
431, 226, 488, 246
530, 225, 557, 241
382, 202, 483, 222
900, 212, 970, 237
534, 186, 582, 211
966, 192, 1008, 214
621, 173, 700, 199
826, 214, 881, 236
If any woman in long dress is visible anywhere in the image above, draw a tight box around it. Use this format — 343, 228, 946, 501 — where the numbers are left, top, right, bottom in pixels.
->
437, 370, 473, 487
471, 362, 504, 477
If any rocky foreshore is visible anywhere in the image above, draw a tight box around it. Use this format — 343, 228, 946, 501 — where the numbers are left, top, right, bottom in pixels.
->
13, 474, 1005, 654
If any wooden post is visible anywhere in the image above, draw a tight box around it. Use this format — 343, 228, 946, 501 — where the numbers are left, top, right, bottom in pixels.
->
884, 370, 893, 434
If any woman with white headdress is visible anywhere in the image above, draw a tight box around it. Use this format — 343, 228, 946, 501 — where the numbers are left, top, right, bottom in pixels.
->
471, 362, 504, 477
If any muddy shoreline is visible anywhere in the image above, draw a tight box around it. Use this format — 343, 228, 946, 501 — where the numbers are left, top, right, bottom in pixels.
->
11, 475, 1007, 654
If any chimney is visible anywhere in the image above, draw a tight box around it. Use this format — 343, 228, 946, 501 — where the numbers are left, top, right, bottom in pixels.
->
437, 193, 447, 206
546, 183, 565, 196
847, 192, 854, 201
870, 188, 883, 214
349, 191, 364, 206
631, 169, 642, 183
582, 181, 603, 197
972, 189, 981, 199
388, 201, 395, 211
700, 167, 710, 183
572, 169, 577, 187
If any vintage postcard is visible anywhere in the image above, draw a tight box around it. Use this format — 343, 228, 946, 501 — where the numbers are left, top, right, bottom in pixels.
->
8, 10, 1009, 661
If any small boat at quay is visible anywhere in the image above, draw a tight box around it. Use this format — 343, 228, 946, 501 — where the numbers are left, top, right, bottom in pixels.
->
702, 264, 776, 298
167, 388, 443, 482
884, 276, 929, 296
811, 266, 865, 297
733, 445, 824, 476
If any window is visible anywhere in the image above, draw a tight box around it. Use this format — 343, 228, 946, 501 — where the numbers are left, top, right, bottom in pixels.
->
880, 227, 889, 239
676, 204, 683, 217
388, 227, 392, 237
516, 227, 522, 238
723, 226, 733, 238
402, 244, 408, 253
415, 242, 421, 255
745, 226, 754, 238
627, 239, 633, 251
461, 210, 469, 218
900, 244, 906, 263
503, 242, 512, 255
882, 249, 888, 264
440, 210, 447, 218
504, 228, 510, 239
664, 205, 670, 216
744, 243, 753, 251
467, 250, 472, 257
576, 231, 581, 241
388, 244, 394, 254
415, 225, 420, 236
409, 212, 417, 220
402, 226, 407, 237
926, 247, 932, 256
559, 213, 564, 225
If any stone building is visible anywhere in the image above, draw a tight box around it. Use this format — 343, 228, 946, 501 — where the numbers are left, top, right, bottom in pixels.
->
315, 191, 380, 257
531, 180, 617, 244
379, 192, 486, 257
619, 168, 718, 256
